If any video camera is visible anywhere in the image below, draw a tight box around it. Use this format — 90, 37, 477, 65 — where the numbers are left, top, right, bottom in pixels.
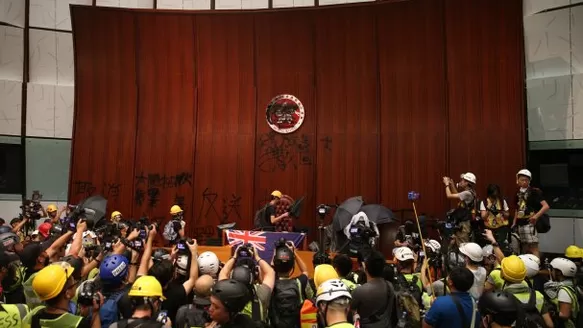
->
77, 280, 101, 306
20, 191, 43, 221
134, 216, 158, 240
349, 220, 377, 241
234, 243, 257, 269
317, 204, 331, 217
274, 237, 293, 249
176, 238, 194, 255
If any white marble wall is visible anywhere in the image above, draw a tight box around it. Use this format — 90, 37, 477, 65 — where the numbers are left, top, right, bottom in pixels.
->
523, 0, 583, 17
538, 217, 583, 254
97, 0, 154, 9
30, 0, 92, 31
524, 5, 583, 141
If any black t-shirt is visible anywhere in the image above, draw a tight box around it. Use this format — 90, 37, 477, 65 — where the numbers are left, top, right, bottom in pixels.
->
514, 187, 544, 218
221, 313, 258, 328
162, 281, 188, 326
351, 278, 396, 328
262, 205, 276, 228
31, 311, 91, 328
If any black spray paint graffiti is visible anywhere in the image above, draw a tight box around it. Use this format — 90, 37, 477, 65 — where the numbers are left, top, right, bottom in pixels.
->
73, 181, 122, 200
198, 187, 242, 225
134, 171, 193, 208
257, 132, 333, 172
191, 225, 217, 243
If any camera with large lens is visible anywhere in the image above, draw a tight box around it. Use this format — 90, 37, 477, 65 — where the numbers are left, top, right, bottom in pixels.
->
77, 281, 100, 306
234, 243, 256, 269
317, 204, 330, 217
274, 237, 288, 249
84, 244, 103, 260
176, 238, 193, 255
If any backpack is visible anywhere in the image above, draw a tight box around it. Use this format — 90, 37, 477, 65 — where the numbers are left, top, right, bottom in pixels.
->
176, 302, 211, 328
269, 278, 303, 328
393, 274, 422, 328
449, 190, 478, 224
517, 290, 546, 328
162, 220, 178, 242
99, 290, 126, 328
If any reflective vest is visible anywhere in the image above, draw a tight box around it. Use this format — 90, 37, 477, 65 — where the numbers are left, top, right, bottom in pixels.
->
340, 279, 358, 293
489, 267, 530, 291
506, 288, 545, 313
402, 273, 423, 291
550, 285, 579, 328
22, 306, 83, 328
23, 272, 42, 310
241, 285, 265, 321
422, 292, 432, 311
300, 299, 318, 328
0, 303, 29, 327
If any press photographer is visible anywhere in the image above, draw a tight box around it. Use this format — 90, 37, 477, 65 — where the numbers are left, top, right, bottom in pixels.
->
443, 172, 478, 245
218, 243, 275, 322
343, 212, 379, 257
394, 220, 422, 251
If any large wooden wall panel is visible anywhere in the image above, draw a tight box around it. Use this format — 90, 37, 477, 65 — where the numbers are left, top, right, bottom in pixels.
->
69, 7, 137, 214
133, 14, 197, 231
315, 7, 379, 210
253, 12, 317, 234
378, 0, 447, 218
193, 15, 256, 238
445, 0, 525, 201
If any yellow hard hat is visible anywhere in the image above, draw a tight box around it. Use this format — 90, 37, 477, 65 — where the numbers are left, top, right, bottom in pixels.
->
111, 211, 122, 220
32, 263, 75, 301
501, 255, 527, 283
170, 205, 183, 215
47, 204, 57, 213
129, 275, 166, 300
314, 264, 339, 288
271, 190, 282, 199
565, 245, 582, 259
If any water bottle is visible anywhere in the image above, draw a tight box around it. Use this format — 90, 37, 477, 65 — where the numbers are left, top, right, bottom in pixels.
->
397, 311, 407, 328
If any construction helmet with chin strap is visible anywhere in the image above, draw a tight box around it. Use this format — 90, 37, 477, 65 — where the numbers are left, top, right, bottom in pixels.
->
516, 169, 532, 179
170, 205, 183, 215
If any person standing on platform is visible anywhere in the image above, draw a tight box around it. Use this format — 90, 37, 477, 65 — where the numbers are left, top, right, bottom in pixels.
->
261, 190, 289, 231
443, 172, 478, 246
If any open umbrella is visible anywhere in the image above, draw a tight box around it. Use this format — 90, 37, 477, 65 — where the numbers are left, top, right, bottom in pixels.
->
332, 196, 364, 231
289, 196, 305, 218
76, 195, 107, 226
360, 204, 395, 225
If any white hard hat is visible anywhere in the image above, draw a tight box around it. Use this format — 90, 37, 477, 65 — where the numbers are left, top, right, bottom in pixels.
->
461, 172, 477, 184
198, 251, 220, 277
394, 246, 415, 261
519, 254, 540, 278
459, 242, 484, 262
424, 239, 441, 253
516, 169, 532, 179
550, 257, 577, 277
316, 279, 351, 305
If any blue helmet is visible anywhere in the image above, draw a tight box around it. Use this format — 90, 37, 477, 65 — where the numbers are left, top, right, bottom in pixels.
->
99, 254, 129, 285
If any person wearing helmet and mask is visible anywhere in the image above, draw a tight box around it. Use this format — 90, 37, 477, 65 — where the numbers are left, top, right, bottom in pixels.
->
197, 251, 221, 280
499, 255, 554, 328
512, 169, 549, 258
457, 242, 487, 299
162, 205, 185, 244
110, 211, 123, 224
46, 204, 64, 224
23, 262, 103, 328
443, 172, 478, 245
255, 190, 290, 231
207, 279, 255, 328
316, 279, 354, 328
110, 275, 170, 328
478, 291, 520, 328
545, 257, 579, 328
218, 244, 276, 323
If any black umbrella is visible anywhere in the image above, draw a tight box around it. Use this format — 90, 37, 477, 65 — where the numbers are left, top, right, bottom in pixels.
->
289, 196, 305, 218
360, 204, 395, 225
75, 195, 107, 226
332, 196, 364, 232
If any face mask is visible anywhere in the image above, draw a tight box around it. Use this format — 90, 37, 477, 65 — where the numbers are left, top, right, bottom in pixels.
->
520, 187, 527, 193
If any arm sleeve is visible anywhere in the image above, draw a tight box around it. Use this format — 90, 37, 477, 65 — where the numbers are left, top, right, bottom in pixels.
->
423, 297, 443, 326
479, 201, 486, 211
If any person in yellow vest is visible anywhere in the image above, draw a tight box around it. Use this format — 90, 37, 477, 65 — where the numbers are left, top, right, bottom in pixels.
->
564, 245, 583, 269
316, 279, 354, 328
393, 247, 422, 290
0, 303, 29, 327
499, 255, 554, 328
479, 184, 510, 245
547, 257, 579, 328
22, 262, 103, 328
485, 253, 539, 292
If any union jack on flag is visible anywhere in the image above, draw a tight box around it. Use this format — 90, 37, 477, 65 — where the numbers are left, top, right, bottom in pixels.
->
225, 229, 306, 262
225, 230, 268, 251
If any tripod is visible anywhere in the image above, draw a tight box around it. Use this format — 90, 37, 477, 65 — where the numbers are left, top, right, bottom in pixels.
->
317, 213, 326, 252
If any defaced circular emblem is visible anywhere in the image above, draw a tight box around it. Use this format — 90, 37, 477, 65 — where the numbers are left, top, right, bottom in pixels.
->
265, 94, 305, 134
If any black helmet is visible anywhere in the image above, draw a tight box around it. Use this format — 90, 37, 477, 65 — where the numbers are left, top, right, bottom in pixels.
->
479, 291, 519, 326
273, 246, 295, 273
152, 248, 171, 262
230, 265, 253, 285
212, 279, 251, 313
313, 252, 331, 266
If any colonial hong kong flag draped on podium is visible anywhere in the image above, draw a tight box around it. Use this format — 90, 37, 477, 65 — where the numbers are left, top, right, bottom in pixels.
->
225, 230, 306, 261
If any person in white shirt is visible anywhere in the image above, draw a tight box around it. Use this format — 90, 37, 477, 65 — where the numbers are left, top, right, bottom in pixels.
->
458, 242, 486, 299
